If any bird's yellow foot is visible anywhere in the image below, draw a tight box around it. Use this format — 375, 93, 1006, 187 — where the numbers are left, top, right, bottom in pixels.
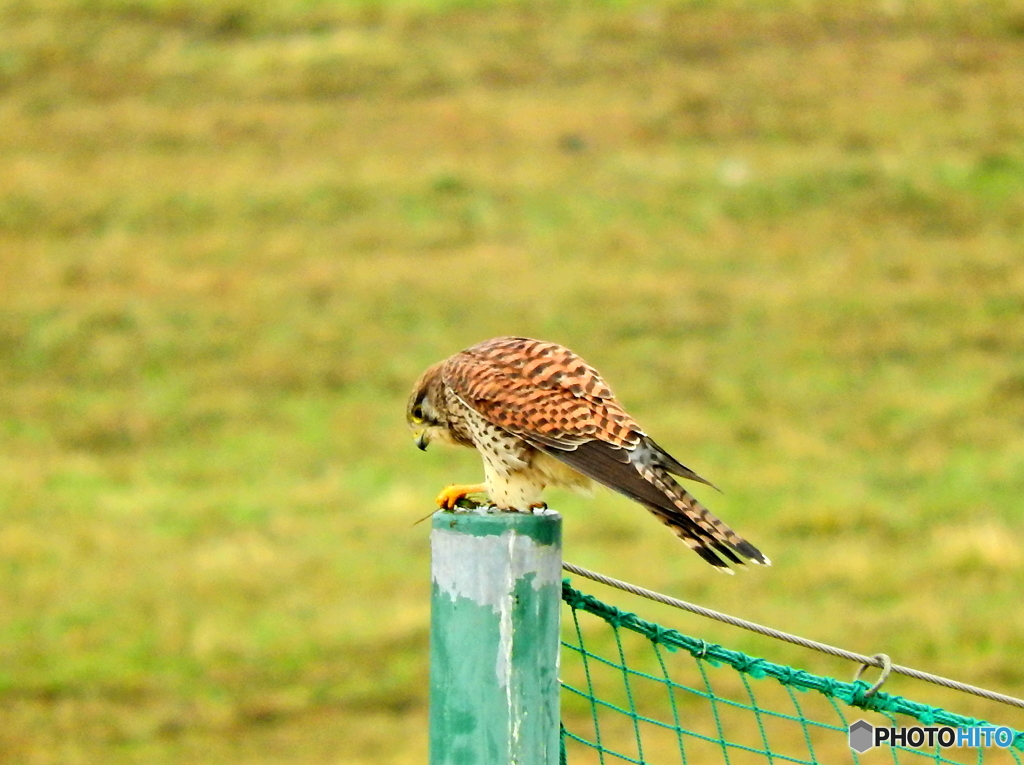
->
435, 483, 488, 510
528, 502, 548, 513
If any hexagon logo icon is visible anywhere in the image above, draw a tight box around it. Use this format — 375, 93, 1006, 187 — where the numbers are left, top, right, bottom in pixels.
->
849, 720, 874, 753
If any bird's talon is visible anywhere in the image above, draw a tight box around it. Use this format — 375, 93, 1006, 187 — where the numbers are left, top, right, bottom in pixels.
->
435, 483, 488, 511
528, 502, 548, 514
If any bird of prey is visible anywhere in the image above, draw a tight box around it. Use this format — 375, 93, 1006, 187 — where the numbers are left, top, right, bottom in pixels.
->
406, 336, 768, 571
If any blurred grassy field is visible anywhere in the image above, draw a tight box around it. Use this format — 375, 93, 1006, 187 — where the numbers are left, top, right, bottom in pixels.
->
2, 0, 1024, 762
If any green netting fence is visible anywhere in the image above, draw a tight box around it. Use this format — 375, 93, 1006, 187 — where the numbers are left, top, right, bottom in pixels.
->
560, 581, 1024, 765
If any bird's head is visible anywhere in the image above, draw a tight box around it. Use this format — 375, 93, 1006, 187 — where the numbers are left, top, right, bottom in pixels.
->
406, 361, 448, 451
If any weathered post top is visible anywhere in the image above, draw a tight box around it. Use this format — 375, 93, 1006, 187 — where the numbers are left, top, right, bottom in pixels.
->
430, 509, 563, 765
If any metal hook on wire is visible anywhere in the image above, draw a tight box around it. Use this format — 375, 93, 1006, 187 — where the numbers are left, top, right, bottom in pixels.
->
854, 653, 893, 697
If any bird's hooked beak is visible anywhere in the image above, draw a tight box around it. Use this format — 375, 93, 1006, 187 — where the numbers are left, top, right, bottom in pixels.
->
414, 430, 429, 451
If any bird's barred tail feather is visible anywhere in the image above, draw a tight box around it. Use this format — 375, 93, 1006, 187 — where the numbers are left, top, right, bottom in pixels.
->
636, 463, 770, 570
532, 439, 767, 570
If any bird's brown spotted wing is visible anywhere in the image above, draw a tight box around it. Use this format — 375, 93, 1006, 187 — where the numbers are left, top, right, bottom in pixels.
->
441, 336, 641, 449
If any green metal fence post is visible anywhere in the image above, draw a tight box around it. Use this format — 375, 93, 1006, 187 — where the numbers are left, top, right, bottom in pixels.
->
430, 509, 563, 765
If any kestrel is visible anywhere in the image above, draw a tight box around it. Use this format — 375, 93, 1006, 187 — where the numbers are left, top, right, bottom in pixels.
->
407, 336, 768, 570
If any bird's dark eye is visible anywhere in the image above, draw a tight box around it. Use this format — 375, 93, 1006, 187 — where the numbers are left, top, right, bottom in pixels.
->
411, 403, 425, 422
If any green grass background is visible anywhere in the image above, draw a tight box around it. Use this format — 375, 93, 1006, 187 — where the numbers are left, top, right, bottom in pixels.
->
2, 0, 1024, 762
